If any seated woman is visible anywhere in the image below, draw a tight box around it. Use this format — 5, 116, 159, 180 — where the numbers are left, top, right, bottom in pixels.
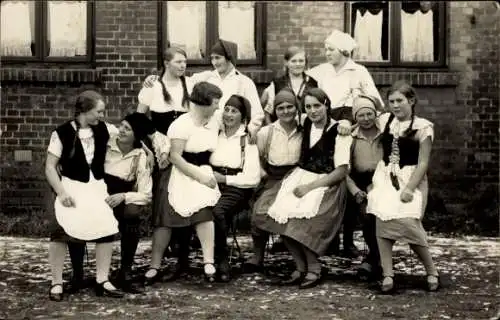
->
144, 82, 223, 284
209, 94, 261, 282
103, 112, 160, 293
46, 91, 168, 301
245, 89, 303, 272
253, 88, 352, 289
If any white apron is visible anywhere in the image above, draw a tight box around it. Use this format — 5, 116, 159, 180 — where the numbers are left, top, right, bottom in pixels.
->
54, 176, 118, 241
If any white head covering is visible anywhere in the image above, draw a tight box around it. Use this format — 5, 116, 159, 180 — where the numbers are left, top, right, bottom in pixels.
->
324, 29, 357, 53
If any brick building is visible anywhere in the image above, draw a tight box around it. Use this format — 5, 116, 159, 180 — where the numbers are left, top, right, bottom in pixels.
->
0, 1, 498, 228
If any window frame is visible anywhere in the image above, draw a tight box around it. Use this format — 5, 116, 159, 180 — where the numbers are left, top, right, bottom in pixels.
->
344, 1, 447, 68
158, 1, 266, 68
1, 0, 95, 64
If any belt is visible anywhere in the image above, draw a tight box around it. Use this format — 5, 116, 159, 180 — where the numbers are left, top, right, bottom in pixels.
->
212, 166, 242, 176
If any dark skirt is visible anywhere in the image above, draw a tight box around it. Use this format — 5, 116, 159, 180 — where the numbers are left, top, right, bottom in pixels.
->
252, 171, 347, 256
153, 165, 213, 228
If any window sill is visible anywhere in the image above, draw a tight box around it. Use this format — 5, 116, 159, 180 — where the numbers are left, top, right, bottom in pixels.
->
1, 67, 101, 84
369, 70, 460, 87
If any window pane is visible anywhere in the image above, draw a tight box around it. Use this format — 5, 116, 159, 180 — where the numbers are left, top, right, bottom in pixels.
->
350, 1, 389, 62
47, 1, 87, 57
166, 1, 206, 60
218, 1, 256, 60
400, 1, 437, 62
1, 1, 34, 56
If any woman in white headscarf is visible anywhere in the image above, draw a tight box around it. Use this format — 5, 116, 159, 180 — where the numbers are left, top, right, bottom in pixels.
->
307, 29, 384, 123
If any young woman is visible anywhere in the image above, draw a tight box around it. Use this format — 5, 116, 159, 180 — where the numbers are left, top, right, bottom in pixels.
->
246, 89, 304, 272
46, 90, 124, 301
307, 29, 383, 123
137, 47, 193, 280
144, 82, 223, 284
209, 94, 261, 282
261, 46, 318, 124
138, 47, 192, 133
46, 91, 168, 301
253, 88, 352, 289
103, 112, 157, 293
345, 95, 385, 279
367, 80, 439, 293
142, 40, 265, 143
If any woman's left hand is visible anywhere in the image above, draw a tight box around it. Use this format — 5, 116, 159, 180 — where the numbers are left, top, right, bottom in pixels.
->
106, 193, 126, 208
400, 188, 414, 203
293, 184, 311, 198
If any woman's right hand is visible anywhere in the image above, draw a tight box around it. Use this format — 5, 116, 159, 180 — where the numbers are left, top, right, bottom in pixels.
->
58, 192, 76, 207
143, 75, 159, 88
198, 173, 217, 189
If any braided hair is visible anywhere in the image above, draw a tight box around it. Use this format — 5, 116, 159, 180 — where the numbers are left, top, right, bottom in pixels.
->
159, 47, 190, 108
387, 80, 418, 136
70, 90, 104, 158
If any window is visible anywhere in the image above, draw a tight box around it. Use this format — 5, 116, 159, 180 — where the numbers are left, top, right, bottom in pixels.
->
345, 1, 446, 67
1, 0, 93, 62
159, 1, 266, 66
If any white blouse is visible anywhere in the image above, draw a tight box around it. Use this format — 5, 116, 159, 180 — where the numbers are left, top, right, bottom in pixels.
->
256, 121, 302, 167
105, 136, 152, 206
138, 77, 194, 113
209, 125, 261, 189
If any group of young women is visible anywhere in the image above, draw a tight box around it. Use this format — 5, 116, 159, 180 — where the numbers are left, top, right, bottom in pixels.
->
45, 30, 439, 301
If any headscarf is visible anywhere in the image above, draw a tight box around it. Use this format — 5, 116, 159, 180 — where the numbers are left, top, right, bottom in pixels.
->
324, 29, 357, 53
352, 94, 382, 118
274, 89, 297, 107
123, 112, 155, 143
211, 39, 238, 65
225, 94, 252, 123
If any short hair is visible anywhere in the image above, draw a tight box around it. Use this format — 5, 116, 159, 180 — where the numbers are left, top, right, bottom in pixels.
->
189, 82, 223, 106
74, 90, 104, 117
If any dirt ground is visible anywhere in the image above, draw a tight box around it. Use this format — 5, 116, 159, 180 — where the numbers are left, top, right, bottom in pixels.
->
0, 233, 498, 320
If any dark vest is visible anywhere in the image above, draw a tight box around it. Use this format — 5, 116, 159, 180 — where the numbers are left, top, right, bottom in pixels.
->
273, 73, 318, 108
381, 114, 419, 168
56, 121, 110, 182
298, 118, 339, 174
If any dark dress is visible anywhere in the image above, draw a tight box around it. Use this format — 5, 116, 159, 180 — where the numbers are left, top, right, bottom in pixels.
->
253, 119, 349, 255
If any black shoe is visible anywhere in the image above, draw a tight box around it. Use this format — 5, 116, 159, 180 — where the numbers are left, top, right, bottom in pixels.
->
241, 261, 264, 274
64, 278, 85, 294
217, 260, 231, 283
117, 270, 143, 294
299, 272, 322, 289
49, 284, 64, 302
163, 262, 190, 282
280, 270, 305, 286
95, 281, 124, 298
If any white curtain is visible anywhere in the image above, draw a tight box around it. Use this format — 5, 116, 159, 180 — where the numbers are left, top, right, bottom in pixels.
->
48, 1, 87, 57
1, 1, 33, 56
167, 1, 206, 59
218, 1, 256, 60
401, 10, 434, 61
353, 9, 383, 61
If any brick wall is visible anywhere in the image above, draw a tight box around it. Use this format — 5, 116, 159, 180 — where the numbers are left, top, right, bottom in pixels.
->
1, 1, 498, 228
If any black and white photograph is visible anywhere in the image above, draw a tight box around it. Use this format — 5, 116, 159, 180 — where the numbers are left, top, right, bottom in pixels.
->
0, 1, 498, 319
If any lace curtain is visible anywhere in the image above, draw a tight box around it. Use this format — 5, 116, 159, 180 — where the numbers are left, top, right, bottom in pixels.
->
48, 1, 87, 57
1, 1, 33, 56
353, 9, 383, 61
167, 1, 206, 59
218, 1, 256, 59
401, 9, 434, 61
